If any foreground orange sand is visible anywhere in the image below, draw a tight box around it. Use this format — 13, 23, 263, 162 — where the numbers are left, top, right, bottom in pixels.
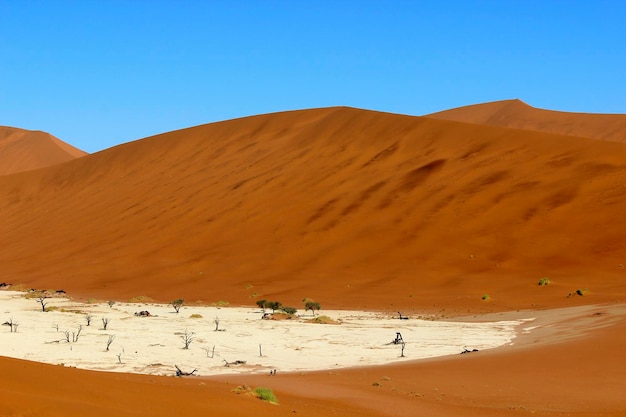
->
1, 101, 625, 416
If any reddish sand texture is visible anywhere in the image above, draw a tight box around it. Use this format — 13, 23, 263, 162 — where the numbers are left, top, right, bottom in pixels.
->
0, 126, 86, 175
1, 103, 626, 416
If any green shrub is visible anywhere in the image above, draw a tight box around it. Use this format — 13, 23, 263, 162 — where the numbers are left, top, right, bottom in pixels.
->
304, 300, 321, 315
267, 301, 282, 312
281, 306, 297, 315
567, 289, 589, 298
538, 277, 551, 286
254, 387, 278, 404
481, 294, 490, 301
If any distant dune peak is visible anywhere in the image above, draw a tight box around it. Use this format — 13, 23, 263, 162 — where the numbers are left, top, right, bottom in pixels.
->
426, 99, 626, 143
0, 126, 87, 175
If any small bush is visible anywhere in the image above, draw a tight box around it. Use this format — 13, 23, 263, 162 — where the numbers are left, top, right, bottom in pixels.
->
567, 289, 590, 298
481, 294, 490, 301
267, 301, 282, 312
538, 277, 551, 286
280, 306, 297, 315
254, 387, 278, 404
189, 314, 203, 319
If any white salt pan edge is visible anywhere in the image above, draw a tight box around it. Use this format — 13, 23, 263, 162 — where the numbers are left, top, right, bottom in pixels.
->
0, 290, 532, 376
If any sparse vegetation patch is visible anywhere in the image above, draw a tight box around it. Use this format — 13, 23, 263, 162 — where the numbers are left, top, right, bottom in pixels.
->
538, 277, 551, 286
254, 387, 279, 404
568, 289, 590, 297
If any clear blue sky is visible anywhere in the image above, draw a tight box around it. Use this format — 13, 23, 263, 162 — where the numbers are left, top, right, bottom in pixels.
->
1, 1, 625, 153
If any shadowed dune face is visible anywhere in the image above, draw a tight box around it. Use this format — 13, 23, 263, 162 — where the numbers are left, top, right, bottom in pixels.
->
0, 126, 87, 175
1, 107, 625, 312
426, 99, 626, 143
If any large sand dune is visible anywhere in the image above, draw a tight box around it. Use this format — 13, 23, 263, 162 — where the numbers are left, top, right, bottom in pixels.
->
0, 126, 86, 175
1, 107, 625, 313
1, 102, 625, 416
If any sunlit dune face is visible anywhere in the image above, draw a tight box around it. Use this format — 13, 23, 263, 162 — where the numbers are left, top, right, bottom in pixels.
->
2, 103, 626, 417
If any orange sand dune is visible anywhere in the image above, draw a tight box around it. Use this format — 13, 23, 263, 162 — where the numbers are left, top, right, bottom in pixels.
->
2, 105, 626, 416
0, 126, 87, 175
426, 99, 626, 143
1, 107, 625, 313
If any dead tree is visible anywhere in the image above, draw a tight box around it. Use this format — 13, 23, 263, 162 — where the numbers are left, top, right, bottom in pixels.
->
36, 296, 49, 312
85, 313, 93, 326
214, 316, 221, 331
400, 341, 406, 357
106, 335, 115, 351
203, 345, 216, 358
223, 359, 246, 367
72, 325, 83, 342
3, 318, 19, 332
102, 317, 111, 330
175, 365, 197, 376
181, 330, 194, 349
116, 352, 123, 364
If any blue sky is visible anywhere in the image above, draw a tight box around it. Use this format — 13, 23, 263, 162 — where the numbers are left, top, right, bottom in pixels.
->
1, 1, 625, 153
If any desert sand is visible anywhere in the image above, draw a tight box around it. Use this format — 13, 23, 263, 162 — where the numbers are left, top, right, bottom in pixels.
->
1, 101, 625, 416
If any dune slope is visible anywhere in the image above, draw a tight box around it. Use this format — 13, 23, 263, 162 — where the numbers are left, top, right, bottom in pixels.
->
1, 107, 625, 313
2, 105, 626, 417
0, 126, 87, 175
426, 99, 626, 143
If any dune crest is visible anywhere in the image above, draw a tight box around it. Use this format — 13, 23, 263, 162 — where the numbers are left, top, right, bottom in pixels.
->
426, 99, 626, 143
0, 126, 87, 175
